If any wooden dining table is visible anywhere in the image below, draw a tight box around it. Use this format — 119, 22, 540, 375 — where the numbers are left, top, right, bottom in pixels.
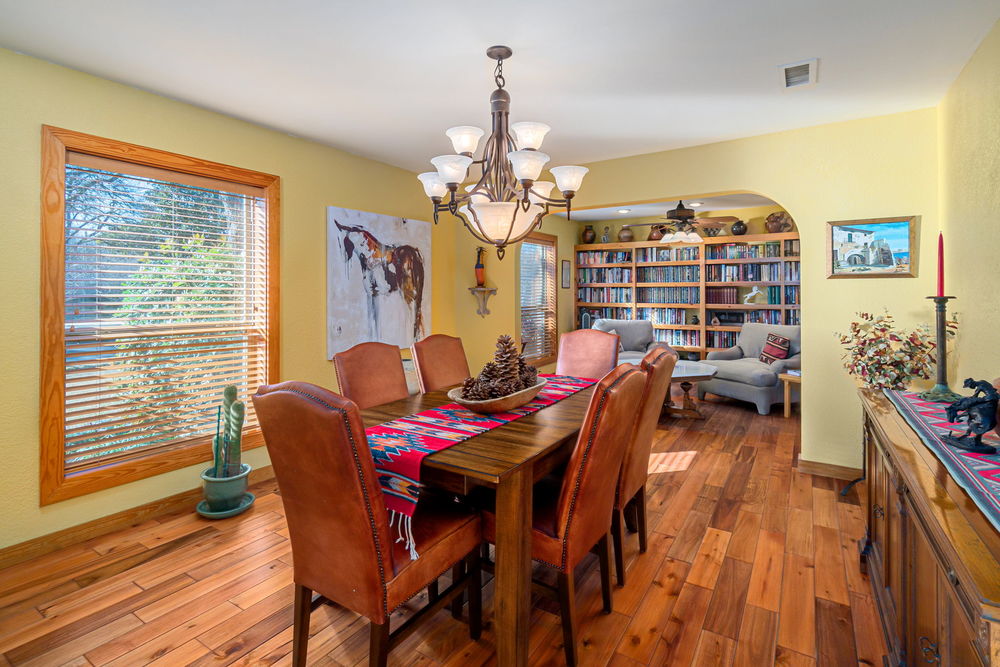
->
360, 383, 596, 667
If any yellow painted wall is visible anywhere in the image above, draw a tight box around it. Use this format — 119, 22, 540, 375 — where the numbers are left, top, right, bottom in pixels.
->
939, 20, 1000, 382
0, 49, 454, 547
569, 109, 940, 470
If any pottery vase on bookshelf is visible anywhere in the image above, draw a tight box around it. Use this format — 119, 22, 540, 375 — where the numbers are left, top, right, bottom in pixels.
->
617, 227, 634, 242
765, 212, 794, 233
647, 224, 666, 241
730, 220, 747, 235
581, 225, 596, 244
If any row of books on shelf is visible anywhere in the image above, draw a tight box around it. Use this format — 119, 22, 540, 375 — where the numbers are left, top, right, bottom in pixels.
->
706, 263, 783, 282
577, 307, 630, 325
785, 285, 799, 305
577, 287, 632, 303
636, 307, 688, 325
654, 329, 700, 346
637, 266, 700, 283
786, 310, 800, 325
705, 241, 781, 260
576, 250, 631, 265
784, 239, 800, 256
636, 246, 700, 262
635, 286, 700, 304
577, 267, 631, 284
784, 261, 801, 281
707, 331, 738, 348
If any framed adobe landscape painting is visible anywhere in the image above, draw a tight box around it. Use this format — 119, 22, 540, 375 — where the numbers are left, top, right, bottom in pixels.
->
826, 216, 917, 278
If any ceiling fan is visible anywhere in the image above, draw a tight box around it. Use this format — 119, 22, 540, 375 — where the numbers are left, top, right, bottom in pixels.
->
658, 200, 739, 241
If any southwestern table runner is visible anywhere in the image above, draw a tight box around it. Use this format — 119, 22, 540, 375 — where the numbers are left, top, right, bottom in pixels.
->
885, 389, 1000, 533
365, 374, 594, 556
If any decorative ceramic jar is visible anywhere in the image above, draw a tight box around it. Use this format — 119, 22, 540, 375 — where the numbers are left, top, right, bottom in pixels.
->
730, 220, 748, 236
765, 211, 794, 233
647, 225, 666, 241
617, 227, 634, 242
581, 225, 597, 244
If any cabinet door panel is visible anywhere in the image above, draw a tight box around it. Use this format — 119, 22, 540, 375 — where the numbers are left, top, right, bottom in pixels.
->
908, 508, 940, 664
939, 570, 985, 666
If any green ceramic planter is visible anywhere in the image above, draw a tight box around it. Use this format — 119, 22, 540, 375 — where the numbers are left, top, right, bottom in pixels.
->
199, 463, 253, 518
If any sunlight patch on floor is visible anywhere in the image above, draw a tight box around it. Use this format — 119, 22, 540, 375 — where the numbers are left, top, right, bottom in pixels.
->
648, 450, 696, 474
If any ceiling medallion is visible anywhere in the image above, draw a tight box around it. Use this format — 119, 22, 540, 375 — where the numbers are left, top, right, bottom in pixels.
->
417, 46, 588, 258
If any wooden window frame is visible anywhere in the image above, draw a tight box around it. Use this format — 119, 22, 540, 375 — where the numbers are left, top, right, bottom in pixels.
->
39, 126, 280, 505
519, 231, 558, 367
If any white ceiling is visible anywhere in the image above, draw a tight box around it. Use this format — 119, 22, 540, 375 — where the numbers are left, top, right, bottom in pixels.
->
2, 1, 997, 173
563, 193, 779, 222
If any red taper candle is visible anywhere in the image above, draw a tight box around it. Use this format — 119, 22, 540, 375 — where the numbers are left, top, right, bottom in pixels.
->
936, 232, 944, 297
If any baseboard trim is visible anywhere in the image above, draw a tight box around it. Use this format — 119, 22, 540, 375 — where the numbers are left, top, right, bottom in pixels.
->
796, 459, 862, 481
0, 465, 274, 570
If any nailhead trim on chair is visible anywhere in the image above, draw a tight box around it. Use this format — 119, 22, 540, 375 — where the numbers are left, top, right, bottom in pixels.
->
558, 368, 642, 571
279, 387, 392, 619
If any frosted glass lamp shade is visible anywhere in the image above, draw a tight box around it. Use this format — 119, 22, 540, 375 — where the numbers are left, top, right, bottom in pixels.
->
510, 122, 551, 150
445, 126, 485, 155
528, 181, 555, 204
431, 154, 473, 184
658, 232, 679, 244
682, 231, 705, 243
464, 201, 544, 243
417, 172, 447, 198
549, 165, 589, 192
507, 150, 550, 181
464, 184, 490, 205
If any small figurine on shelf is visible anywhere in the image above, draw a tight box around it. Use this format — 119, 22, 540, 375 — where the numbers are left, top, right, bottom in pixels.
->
474, 247, 486, 287
692, 315, 700, 325
743, 285, 764, 305
601, 226, 610, 243
942, 378, 1000, 453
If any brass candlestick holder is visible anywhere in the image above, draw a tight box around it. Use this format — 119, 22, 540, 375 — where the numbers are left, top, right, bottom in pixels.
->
918, 295, 961, 403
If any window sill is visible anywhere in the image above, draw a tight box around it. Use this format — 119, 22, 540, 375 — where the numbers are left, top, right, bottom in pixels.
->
40, 429, 265, 505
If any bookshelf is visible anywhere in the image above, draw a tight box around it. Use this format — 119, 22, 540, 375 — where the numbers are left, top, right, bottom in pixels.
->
574, 232, 800, 357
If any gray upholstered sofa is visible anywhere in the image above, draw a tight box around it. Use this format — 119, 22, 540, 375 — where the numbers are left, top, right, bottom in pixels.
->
591, 319, 673, 364
697, 323, 801, 415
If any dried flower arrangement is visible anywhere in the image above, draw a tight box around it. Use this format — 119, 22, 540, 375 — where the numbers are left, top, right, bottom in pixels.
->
837, 310, 955, 390
461, 335, 539, 400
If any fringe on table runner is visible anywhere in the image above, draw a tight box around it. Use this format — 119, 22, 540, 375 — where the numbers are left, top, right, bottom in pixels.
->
388, 510, 419, 560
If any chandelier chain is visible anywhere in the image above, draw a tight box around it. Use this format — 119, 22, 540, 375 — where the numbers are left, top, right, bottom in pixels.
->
494, 59, 505, 89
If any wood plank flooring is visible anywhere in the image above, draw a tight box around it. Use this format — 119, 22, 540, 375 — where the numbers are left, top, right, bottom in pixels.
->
0, 391, 885, 665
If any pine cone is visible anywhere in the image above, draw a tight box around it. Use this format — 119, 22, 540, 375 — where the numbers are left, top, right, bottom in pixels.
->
461, 376, 490, 401
494, 335, 522, 393
518, 357, 538, 388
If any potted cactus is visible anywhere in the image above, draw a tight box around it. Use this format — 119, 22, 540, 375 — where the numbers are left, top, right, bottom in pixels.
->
196, 385, 255, 519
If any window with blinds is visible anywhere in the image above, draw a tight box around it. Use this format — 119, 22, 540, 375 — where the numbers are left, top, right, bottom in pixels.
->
520, 233, 557, 364
40, 127, 279, 503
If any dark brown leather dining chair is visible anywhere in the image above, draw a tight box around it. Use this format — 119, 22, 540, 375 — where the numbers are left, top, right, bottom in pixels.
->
411, 334, 471, 392
555, 329, 620, 379
479, 364, 647, 665
333, 341, 410, 409
612, 347, 677, 586
253, 381, 483, 667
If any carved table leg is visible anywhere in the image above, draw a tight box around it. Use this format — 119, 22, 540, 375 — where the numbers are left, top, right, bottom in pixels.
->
494, 464, 533, 667
666, 381, 706, 419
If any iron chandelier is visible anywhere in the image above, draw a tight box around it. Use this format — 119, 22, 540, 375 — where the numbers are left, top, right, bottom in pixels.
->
417, 45, 588, 258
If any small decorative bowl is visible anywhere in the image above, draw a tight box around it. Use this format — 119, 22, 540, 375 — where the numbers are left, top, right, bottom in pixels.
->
447, 379, 547, 414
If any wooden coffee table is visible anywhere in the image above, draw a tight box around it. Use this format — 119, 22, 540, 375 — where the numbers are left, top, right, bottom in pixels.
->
667, 360, 718, 419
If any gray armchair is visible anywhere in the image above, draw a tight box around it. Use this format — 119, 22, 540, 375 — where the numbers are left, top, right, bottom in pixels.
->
697, 323, 801, 415
591, 319, 676, 364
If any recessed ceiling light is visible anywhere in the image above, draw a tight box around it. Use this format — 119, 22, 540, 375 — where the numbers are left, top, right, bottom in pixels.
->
689, 201, 703, 208
617, 208, 631, 214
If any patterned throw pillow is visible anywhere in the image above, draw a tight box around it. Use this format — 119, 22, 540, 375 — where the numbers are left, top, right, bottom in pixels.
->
759, 333, 790, 365
606, 329, 626, 353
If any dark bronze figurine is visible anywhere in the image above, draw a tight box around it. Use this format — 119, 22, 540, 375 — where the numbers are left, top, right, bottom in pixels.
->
942, 378, 999, 454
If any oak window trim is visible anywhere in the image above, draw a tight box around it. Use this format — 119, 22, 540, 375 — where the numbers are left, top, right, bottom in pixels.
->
39, 125, 281, 505
519, 231, 558, 367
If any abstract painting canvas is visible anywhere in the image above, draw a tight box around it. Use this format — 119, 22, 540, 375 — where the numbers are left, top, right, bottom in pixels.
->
826, 216, 917, 278
327, 207, 432, 357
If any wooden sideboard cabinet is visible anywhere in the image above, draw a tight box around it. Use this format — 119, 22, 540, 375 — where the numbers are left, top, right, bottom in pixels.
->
861, 390, 1000, 666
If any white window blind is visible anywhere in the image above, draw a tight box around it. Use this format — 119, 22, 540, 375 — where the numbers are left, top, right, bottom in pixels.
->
520, 236, 557, 361
61, 155, 270, 471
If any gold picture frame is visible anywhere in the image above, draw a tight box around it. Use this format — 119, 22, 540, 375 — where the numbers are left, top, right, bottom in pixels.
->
826, 216, 918, 279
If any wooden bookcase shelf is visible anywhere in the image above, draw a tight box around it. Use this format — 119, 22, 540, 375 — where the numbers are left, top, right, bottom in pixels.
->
574, 232, 801, 357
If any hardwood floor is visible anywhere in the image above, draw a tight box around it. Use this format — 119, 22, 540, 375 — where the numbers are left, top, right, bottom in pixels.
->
0, 392, 885, 665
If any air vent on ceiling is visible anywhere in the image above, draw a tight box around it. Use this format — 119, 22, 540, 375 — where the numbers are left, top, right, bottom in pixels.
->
780, 58, 818, 89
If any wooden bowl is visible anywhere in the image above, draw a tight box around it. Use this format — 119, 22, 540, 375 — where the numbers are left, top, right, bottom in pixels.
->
447, 379, 547, 414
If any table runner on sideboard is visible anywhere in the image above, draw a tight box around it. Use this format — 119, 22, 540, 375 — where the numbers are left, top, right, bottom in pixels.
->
365, 374, 594, 557
884, 389, 1000, 533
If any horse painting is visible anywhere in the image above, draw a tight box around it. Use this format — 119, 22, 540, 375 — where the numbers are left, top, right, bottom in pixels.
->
326, 208, 432, 357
